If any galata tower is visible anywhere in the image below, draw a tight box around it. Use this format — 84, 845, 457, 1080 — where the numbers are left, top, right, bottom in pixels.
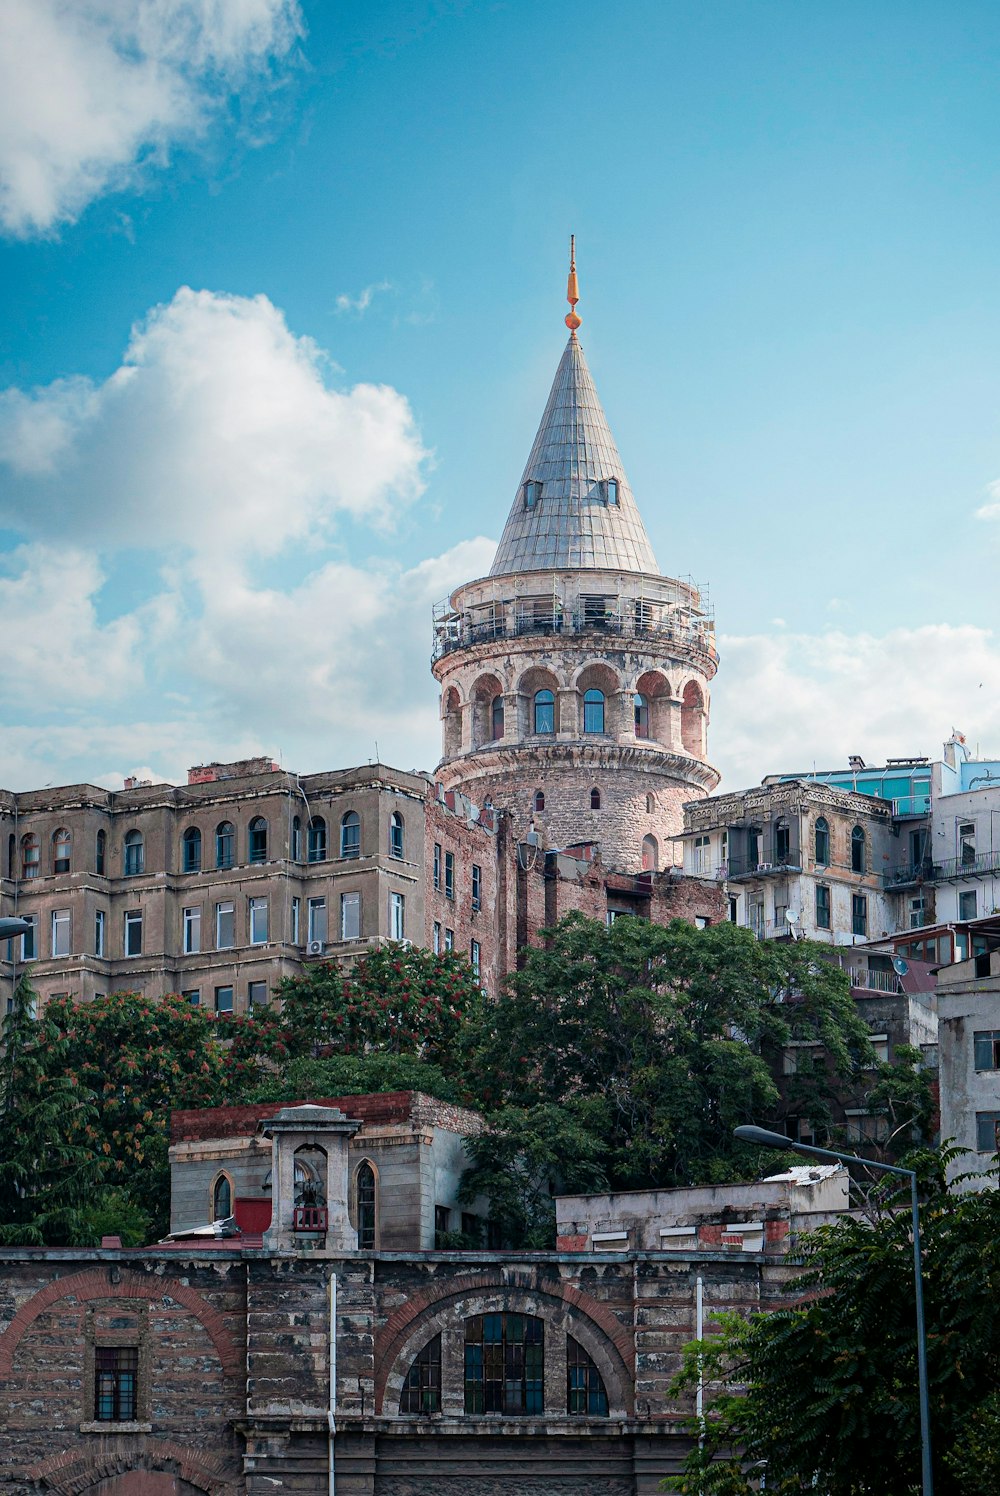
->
431, 242, 719, 872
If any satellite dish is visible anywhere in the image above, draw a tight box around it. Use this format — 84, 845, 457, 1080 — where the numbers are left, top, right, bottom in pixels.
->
786, 910, 800, 925
892, 956, 910, 976
468, 804, 481, 823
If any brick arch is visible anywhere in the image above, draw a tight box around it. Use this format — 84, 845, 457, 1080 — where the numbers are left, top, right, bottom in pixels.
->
26, 1438, 240, 1496
0, 1268, 239, 1378
374, 1273, 634, 1414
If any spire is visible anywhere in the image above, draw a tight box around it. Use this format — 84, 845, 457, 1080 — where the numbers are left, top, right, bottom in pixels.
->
490, 255, 659, 576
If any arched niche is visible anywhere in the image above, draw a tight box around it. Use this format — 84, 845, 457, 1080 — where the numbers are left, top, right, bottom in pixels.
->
681, 679, 706, 757
470, 672, 505, 748
441, 685, 463, 758
517, 666, 561, 737
635, 669, 673, 745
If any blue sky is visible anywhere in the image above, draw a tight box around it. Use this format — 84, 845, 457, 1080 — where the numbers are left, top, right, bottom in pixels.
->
2, 0, 1000, 792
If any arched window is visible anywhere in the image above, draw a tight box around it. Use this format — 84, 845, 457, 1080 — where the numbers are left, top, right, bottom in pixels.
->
642, 834, 659, 872
634, 693, 649, 738
851, 825, 866, 874
248, 816, 267, 864
533, 790, 545, 813
308, 816, 327, 863
400, 1335, 441, 1415
567, 1336, 609, 1415
389, 811, 404, 859
123, 830, 144, 877
815, 816, 830, 866
212, 1174, 232, 1220
356, 1160, 377, 1249
775, 817, 790, 863
645, 793, 655, 814
215, 821, 235, 870
341, 811, 360, 858
583, 689, 605, 734
491, 695, 505, 740
533, 689, 555, 734
182, 826, 202, 873
291, 815, 302, 861
590, 787, 602, 810
20, 833, 39, 879
464, 1314, 544, 1414
52, 827, 71, 874
681, 680, 705, 756
96, 828, 107, 876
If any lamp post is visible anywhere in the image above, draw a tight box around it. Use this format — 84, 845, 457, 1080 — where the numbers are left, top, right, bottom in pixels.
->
734, 1124, 932, 1496
0, 917, 32, 941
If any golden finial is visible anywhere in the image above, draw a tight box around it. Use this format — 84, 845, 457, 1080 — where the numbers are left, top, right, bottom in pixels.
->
565, 233, 581, 334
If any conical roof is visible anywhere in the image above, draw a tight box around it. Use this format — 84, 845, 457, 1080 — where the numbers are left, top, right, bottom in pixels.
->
490, 334, 659, 576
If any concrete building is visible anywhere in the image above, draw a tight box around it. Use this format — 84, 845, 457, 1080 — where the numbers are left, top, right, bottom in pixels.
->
936, 948, 1000, 1191
431, 248, 719, 873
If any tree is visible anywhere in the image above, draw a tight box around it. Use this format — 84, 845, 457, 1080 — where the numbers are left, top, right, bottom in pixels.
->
244, 1050, 463, 1106
0, 973, 104, 1244
668, 1169, 1000, 1495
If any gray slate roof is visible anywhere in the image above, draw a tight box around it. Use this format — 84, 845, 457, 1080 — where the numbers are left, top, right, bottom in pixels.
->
490, 334, 659, 576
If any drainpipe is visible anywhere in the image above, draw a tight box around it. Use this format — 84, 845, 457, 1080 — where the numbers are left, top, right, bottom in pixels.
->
695, 1273, 705, 1431
328, 1271, 337, 1496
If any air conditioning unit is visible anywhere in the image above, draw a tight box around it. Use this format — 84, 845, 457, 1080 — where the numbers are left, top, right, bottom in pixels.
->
307, 939, 326, 956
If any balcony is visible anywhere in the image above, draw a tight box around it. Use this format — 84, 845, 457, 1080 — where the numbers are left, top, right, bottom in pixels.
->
727, 855, 802, 881
931, 849, 1000, 881
883, 860, 933, 889
432, 605, 717, 667
890, 795, 931, 819
847, 966, 902, 994
293, 1205, 328, 1233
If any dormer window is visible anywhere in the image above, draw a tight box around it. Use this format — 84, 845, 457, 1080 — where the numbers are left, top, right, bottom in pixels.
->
523, 480, 543, 510
605, 478, 619, 505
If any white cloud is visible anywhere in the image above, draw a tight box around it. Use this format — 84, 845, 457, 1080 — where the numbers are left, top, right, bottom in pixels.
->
975, 478, 1000, 521
334, 281, 393, 316
712, 623, 1000, 789
0, 0, 302, 236
0, 287, 430, 560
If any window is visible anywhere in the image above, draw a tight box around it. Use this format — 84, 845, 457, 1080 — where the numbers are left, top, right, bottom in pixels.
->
634, 693, 649, 738
52, 828, 71, 874
291, 896, 301, 944
181, 826, 201, 872
976, 1112, 1000, 1152
291, 815, 302, 861
215, 821, 235, 870
909, 896, 927, 929
183, 905, 201, 954
583, 689, 605, 734
20, 833, 39, 879
308, 815, 327, 862
642, 834, 659, 872
341, 891, 361, 940
307, 897, 327, 944
433, 922, 441, 953
533, 790, 545, 813
216, 901, 235, 949
523, 479, 542, 509
124, 909, 142, 957
94, 1346, 138, 1423
959, 890, 978, 921
93, 828, 106, 876
567, 1336, 609, 1416
389, 811, 405, 859
960, 822, 977, 865
491, 695, 505, 740
182, 989, 200, 1006
472, 863, 482, 909
249, 896, 268, 945
464, 1314, 544, 1415
356, 1161, 376, 1248
445, 850, 455, 899
341, 811, 360, 859
974, 1031, 1000, 1070
747, 826, 761, 866
852, 893, 868, 938
213, 1175, 232, 1219
646, 793, 655, 814
606, 477, 619, 505
248, 816, 267, 864
444, 927, 454, 951
590, 787, 601, 810
435, 1204, 451, 1246
774, 818, 790, 863
123, 830, 145, 877
248, 981, 267, 1008
471, 939, 481, 976
851, 825, 866, 874
814, 817, 830, 866
94, 909, 106, 958
215, 985, 234, 1016
390, 891, 405, 941
533, 690, 555, 734
433, 842, 442, 890
51, 908, 71, 958
815, 884, 831, 930
693, 835, 710, 875
13, 913, 38, 961
400, 1335, 441, 1415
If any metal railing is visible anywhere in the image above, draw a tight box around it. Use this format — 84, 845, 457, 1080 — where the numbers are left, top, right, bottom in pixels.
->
883, 860, 933, 889
293, 1206, 328, 1233
433, 608, 717, 664
931, 849, 1000, 881
846, 966, 902, 994
726, 855, 802, 880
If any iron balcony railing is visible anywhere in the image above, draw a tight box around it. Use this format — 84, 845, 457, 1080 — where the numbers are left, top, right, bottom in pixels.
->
433, 608, 717, 664
931, 849, 1000, 881
883, 860, 934, 889
726, 855, 802, 880
847, 966, 903, 994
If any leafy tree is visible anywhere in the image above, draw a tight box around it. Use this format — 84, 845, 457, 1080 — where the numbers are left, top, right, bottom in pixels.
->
244, 1050, 463, 1106
863, 1043, 937, 1159
0, 973, 104, 1244
668, 1171, 1000, 1495
465, 914, 871, 1191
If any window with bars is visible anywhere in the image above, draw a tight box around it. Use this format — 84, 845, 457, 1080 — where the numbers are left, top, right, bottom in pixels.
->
567, 1335, 609, 1415
356, 1160, 376, 1248
464, 1313, 544, 1415
94, 1345, 138, 1422
399, 1334, 441, 1414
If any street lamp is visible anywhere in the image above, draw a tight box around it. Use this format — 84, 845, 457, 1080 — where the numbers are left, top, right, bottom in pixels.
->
734, 1124, 933, 1496
0, 917, 32, 940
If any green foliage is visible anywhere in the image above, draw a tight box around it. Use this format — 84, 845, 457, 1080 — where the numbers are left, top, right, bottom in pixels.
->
243, 1050, 463, 1105
667, 1180, 1000, 1495
863, 1043, 937, 1156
